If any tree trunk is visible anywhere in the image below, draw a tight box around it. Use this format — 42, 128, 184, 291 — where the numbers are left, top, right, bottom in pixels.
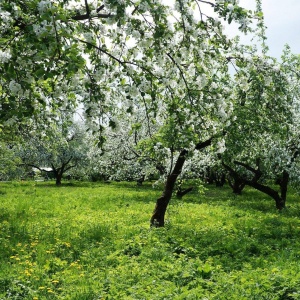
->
228, 176, 246, 195
150, 138, 212, 227
215, 172, 226, 187
56, 174, 62, 186
150, 150, 188, 227
223, 162, 285, 209
246, 180, 285, 210
136, 174, 145, 186
52, 165, 63, 186
278, 170, 289, 207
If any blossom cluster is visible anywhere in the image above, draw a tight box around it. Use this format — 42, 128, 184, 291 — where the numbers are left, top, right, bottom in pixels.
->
0, 8, 12, 30
37, 0, 52, 14
33, 20, 54, 37
9, 80, 22, 95
0, 50, 11, 63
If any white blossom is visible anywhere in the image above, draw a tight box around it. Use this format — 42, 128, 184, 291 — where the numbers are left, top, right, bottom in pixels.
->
33, 20, 54, 36
131, 30, 141, 39
0, 50, 11, 63
227, 4, 234, 12
38, 0, 52, 14
83, 32, 94, 43
264, 76, 272, 86
216, 139, 226, 153
0, 9, 12, 30
9, 80, 22, 95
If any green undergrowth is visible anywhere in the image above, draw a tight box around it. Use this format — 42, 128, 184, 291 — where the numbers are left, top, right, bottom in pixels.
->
1, 181, 300, 299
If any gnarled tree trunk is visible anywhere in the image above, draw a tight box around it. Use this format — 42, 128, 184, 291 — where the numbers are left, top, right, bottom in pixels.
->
150, 138, 212, 227
150, 150, 188, 227
246, 180, 285, 210
223, 161, 287, 210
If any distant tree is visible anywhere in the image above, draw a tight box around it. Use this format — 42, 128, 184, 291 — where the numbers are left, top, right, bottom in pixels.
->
222, 46, 300, 209
0, 141, 21, 181
85, 109, 161, 183
18, 119, 89, 185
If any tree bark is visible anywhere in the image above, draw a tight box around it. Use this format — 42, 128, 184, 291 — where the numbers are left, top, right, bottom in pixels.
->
223, 162, 285, 210
150, 137, 212, 227
228, 175, 246, 195
278, 170, 289, 207
150, 150, 188, 227
55, 173, 62, 186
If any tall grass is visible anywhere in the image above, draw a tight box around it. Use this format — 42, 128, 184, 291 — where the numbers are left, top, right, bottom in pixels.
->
1, 181, 300, 299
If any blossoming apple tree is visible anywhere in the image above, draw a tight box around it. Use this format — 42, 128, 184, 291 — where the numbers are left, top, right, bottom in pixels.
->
222, 45, 300, 209
1, 0, 262, 225
18, 118, 90, 185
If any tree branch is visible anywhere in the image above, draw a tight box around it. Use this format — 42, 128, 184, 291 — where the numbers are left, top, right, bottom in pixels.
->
72, 1, 109, 21
166, 52, 193, 105
195, 137, 212, 150
71, 12, 111, 21
197, 0, 215, 7
176, 187, 193, 198
233, 160, 257, 174
23, 164, 53, 173
84, 0, 90, 17
64, 164, 76, 172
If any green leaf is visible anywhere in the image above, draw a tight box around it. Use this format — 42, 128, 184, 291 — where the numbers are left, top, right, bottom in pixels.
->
35, 68, 45, 78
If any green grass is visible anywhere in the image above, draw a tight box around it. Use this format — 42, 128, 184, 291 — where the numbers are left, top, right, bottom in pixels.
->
1, 181, 300, 299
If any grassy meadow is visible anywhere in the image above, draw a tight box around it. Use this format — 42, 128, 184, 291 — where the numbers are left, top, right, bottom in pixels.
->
1, 181, 300, 299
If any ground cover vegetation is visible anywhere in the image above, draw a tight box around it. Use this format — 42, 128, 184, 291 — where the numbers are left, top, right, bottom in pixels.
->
1, 181, 300, 299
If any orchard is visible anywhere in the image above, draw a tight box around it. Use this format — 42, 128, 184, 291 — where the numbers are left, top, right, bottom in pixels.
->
1, 0, 300, 227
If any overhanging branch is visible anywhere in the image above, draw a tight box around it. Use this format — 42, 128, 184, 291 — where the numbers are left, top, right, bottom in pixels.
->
197, 0, 215, 7
71, 3, 111, 20
195, 137, 212, 150
71, 12, 112, 20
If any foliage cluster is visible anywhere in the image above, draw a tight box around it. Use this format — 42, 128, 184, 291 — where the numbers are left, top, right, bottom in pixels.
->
1, 181, 300, 299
